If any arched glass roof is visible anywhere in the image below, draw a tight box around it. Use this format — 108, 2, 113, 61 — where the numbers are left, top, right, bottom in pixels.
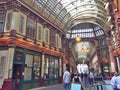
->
34, 0, 109, 38
66, 23, 105, 38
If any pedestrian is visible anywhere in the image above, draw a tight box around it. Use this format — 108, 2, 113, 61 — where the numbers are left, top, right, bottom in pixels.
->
63, 65, 71, 90
80, 72, 84, 81
111, 72, 118, 90
83, 72, 88, 87
89, 72, 94, 85
72, 73, 84, 90
114, 73, 120, 90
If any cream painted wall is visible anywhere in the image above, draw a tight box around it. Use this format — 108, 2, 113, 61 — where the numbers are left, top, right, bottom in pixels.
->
6, 48, 14, 79
0, 48, 14, 79
0, 50, 8, 79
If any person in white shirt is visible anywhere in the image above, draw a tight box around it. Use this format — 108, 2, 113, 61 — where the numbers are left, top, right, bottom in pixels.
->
89, 72, 94, 85
115, 73, 120, 90
111, 72, 118, 90
63, 67, 71, 90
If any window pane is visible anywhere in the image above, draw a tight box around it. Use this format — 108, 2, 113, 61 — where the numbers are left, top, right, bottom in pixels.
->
44, 57, 49, 79
6, 12, 12, 30
54, 69, 59, 78
45, 30, 49, 43
37, 26, 42, 40
0, 13, 4, 22
34, 56, 40, 67
24, 67, 32, 80
49, 68, 54, 78
0, 23, 3, 32
25, 54, 33, 67
55, 60, 58, 68
19, 15, 24, 33
54, 59, 59, 78
33, 67, 40, 79
27, 18, 36, 39
33, 55, 41, 80
0, 12, 5, 32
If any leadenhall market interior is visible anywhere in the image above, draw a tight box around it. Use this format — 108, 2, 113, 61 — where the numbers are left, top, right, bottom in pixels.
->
0, 0, 120, 90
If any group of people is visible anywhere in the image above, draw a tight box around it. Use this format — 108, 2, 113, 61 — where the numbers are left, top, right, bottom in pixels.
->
111, 72, 120, 90
63, 64, 120, 90
62, 65, 95, 90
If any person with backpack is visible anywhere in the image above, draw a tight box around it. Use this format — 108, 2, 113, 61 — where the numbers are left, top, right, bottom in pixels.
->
72, 73, 84, 90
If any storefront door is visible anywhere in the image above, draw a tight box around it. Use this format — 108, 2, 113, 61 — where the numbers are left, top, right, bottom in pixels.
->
12, 64, 22, 90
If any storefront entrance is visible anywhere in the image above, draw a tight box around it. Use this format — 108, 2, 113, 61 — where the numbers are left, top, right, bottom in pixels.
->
12, 64, 22, 90
12, 50, 24, 90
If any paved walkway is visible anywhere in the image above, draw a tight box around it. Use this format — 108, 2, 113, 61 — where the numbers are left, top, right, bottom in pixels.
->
29, 84, 90, 90
28, 80, 112, 90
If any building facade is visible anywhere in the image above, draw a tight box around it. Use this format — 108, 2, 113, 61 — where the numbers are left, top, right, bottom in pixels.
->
0, 0, 76, 90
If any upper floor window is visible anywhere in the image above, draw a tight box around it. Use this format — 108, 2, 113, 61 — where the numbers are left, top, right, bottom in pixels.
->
37, 25, 42, 41
44, 29, 49, 44
50, 30, 55, 47
19, 15, 24, 33
6, 12, 12, 31
26, 18, 36, 39
0, 12, 5, 32
56, 34, 59, 48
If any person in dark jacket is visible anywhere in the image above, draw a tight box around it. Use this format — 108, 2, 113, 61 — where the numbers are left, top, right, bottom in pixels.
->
72, 74, 84, 90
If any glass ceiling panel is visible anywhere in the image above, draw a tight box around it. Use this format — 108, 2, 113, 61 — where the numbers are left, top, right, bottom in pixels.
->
35, 0, 108, 38
66, 22, 105, 38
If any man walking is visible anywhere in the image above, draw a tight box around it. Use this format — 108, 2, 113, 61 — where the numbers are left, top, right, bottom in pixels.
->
115, 73, 120, 90
63, 65, 71, 90
111, 72, 118, 90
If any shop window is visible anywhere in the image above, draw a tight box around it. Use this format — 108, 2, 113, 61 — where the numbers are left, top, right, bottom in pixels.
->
24, 53, 41, 81
0, 12, 5, 32
54, 59, 59, 78
26, 18, 36, 39
24, 54, 33, 80
44, 56, 59, 79
33, 55, 41, 80
44, 57, 49, 79
19, 15, 24, 33
49, 57, 54, 78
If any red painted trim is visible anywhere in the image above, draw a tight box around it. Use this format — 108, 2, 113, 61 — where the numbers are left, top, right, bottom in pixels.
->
0, 37, 63, 57
2, 79, 12, 90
